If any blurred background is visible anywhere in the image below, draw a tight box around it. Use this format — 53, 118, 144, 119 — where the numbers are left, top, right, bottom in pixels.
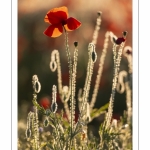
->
18, 0, 132, 137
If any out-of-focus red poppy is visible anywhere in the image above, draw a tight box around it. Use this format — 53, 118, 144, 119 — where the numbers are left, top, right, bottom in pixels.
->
43, 6, 81, 37
39, 97, 51, 109
112, 113, 121, 121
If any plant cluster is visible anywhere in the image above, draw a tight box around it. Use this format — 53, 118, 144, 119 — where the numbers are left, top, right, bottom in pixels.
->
18, 6, 132, 150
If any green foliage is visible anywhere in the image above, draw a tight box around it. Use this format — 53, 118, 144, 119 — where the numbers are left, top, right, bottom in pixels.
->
18, 97, 132, 150
90, 103, 109, 121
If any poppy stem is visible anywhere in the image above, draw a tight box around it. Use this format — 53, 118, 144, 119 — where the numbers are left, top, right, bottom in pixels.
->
64, 28, 75, 138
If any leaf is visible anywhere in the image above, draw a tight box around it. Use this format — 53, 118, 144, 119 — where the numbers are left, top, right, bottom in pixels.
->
32, 99, 45, 114
46, 143, 54, 149
40, 142, 47, 149
90, 103, 109, 120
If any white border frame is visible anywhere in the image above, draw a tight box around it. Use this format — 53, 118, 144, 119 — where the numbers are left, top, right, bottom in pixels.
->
9, 0, 142, 149
12, 0, 17, 149
133, 0, 139, 149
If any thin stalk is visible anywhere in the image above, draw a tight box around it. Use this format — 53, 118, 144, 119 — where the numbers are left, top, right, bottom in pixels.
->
64, 28, 74, 149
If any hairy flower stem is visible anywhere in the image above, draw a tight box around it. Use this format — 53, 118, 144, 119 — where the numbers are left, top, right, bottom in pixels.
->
50, 50, 71, 120
92, 11, 102, 45
71, 47, 78, 130
105, 40, 126, 129
31, 75, 41, 150
64, 29, 74, 145
50, 50, 63, 94
53, 113, 64, 149
27, 99, 39, 150
125, 81, 132, 124
34, 106, 39, 150
90, 31, 109, 110
75, 43, 96, 144
80, 43, 95, 114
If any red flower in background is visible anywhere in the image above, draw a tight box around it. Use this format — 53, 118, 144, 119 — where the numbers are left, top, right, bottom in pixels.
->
115, 37, 126, 45
43, 6, 81, 37
39, 97, 51, 109
115, 31, 127, 45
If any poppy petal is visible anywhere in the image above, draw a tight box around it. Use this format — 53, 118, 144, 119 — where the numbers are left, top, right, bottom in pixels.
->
46, 6, 69, 24
115, 37, 126, 45
43, 24, 63, 37
65, 17, 81, 31
44, 14, 50, 24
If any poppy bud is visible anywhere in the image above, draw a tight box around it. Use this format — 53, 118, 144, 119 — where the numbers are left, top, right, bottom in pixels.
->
123, 31, 128, 38
97, 11, 102, 16
74, 41, 78, 47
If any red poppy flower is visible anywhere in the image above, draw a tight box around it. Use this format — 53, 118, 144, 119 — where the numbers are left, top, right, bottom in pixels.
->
43, 6, 81, 37
39, 97, 51, 109
115, 31, 127, 45
115, 37, 126, 45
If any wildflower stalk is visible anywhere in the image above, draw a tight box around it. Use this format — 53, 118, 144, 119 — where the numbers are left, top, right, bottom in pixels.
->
33, 106, 39, 150
90, 31, 110, 110
64, 29, 75, 149
70, 42, 78, 132
104, 32, 127, 129
31, 75, 41, 150
25, 101, 40, 150
25, 112, 32, 139
92, 11, 102, 45
80, 11, 101, 111
49, 85, 64, 149
64, 29, 73, 93
116, 70, 132, 149
50, 50, 63, 93
51, 85, 58, 113
53, 113, 64, 149
80, 43, 96, 113
77, 43, 97, 144
125, 80, 132, 124
63, 100, 71, 122
90, 11, 102, 110
117, 70, 132, 123
124, 46, 132, 124
50, 50, 71, 120
118, 45, 132, 125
